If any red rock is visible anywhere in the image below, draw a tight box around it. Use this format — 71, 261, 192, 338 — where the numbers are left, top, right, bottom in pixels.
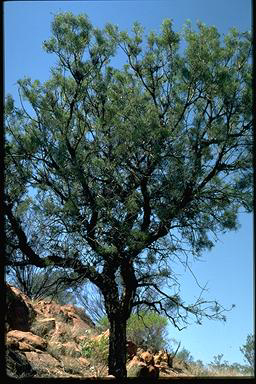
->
92, 329, 110, 342
127, 355, 141, 370
78, 356, 90, 366
6, 284, 36, 332
7, 330, 47, 351
24, 351, 61, 369
140, 350, 155, 365
62, 341, 81, 357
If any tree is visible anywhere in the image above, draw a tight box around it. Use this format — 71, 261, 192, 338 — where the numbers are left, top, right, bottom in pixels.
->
72, 281, 107, 324
99, 311, 169, 352
209, 353, 229, 371
4, 13, 252, 377
6, 264, 78, 304
176, 347, 194, 364
127, 311, 169, 352
240, 333, 255, 369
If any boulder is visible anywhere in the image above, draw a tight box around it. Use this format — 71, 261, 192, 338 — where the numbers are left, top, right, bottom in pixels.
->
30, 317, 56, 339
6, 284, 36, 332
62, 341, 81, 357
140, 350, 155, 366
128, 362, 159, 378
154, 349, 170, 365
6, 348, 35, 378
127, 350, 160, 378
127, 340, 137, 358
24, 351, 61, 371
93, 329, 109, 341
127, 355, 141, 370
7, 330, 47, 351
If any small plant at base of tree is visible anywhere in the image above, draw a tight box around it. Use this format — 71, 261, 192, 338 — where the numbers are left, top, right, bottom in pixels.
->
80, 336, 109, 366
99, 311, 169, 353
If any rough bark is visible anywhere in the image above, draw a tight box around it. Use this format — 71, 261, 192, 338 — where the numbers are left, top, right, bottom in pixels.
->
103, 261, 137, 378
108, 314, 127, 378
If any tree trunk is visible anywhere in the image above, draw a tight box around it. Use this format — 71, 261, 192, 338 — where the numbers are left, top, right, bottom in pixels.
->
108, 314, 127, 378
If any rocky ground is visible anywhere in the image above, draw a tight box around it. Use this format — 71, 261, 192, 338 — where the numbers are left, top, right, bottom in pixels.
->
5, 284, 192, 378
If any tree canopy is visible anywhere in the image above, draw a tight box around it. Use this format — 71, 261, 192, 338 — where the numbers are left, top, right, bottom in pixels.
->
4, 12, 252, 377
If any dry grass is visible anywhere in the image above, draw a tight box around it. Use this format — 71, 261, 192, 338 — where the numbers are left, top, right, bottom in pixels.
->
30, 319, 54, 340
188, 363, 253, 377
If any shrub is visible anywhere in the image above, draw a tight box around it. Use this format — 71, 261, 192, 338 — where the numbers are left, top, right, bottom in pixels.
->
80, 335, 108, 366
30, 320, 54, 339
176, 347, 194, 364
98, 311, 169, 352
240, 333, 255, 369
127, 311, 168, 352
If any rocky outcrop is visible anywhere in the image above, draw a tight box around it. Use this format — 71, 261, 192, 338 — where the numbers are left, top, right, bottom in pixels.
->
5, 284, 190, 378
127, 340, 137, 359
127, 350, 159, 378
5, 285, 97, 378
7, 330, 47, 352
126, 347, 183, 377
6, 284, 36, 332
6, 348, 35, 378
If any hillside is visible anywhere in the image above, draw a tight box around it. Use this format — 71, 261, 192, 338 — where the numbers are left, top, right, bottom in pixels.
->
5, 284, 194, 378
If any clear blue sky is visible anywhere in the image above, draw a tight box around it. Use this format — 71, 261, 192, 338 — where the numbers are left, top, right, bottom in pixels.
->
4, 0, 253, 366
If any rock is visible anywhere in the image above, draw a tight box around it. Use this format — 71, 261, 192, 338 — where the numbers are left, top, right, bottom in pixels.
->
71, 305, 96, 328
78, 356, 90, 366
140, 350, 155, 365
75, 334, 88, 343
30, 317, 56, 339
24, 351, 61, 372
7, 330, 47, 351
127, 340, 137, 358
62, 341, 81, 357
154, 349, 170, 365
37, 317, 56, 328
127, 355, 141, 370
128, 362, 159, 378
6, 347, 35, 378
93, 329, 109, 341
33, 300, 94, 338
6, 284, 36, 332
49, 321, 70, 343
136, 347, 145, 356
6, 337, 20, 350
6, 284, 180, 379
71, 316, 92, 336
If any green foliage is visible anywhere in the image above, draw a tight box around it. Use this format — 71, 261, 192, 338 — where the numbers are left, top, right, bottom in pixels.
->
128, 312, 168, 351
209, 353, 228, 370
176, 347, 194, 364
4, 14, 253, 372
240, 333, 255, 368
209, 353, 254, 376
6, 265, 78, 304
80, 335, 108, 365
99, 311, 169, 352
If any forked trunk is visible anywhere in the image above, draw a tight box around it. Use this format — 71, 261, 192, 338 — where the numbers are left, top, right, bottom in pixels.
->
108, 315, 127, 378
